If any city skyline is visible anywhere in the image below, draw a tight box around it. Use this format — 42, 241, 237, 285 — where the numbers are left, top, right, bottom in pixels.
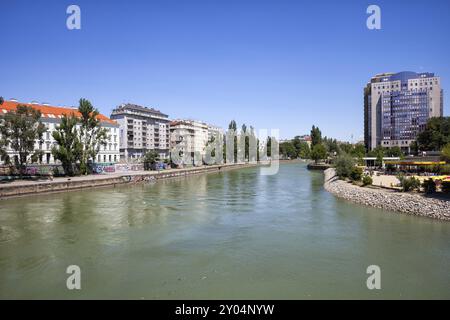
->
1, 0, 450, 141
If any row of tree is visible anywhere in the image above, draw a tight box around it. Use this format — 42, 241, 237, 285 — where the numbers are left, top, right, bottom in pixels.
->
0, 98, 108, 176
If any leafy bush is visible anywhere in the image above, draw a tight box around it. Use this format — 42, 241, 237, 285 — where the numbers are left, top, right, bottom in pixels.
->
442, 181, 450, 193
350, 166, 363, 182
422, 178, 436, 194
397, 174, 421, 192
362, 175, 373, 186
334, 154, 355, 179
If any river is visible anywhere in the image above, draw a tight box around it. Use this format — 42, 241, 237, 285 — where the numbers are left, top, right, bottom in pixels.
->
0, 162, 449, 299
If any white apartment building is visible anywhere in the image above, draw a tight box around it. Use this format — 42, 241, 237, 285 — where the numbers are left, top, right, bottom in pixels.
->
207, 124, 224, 141
170, 120, 210, 162
110, 103, 170, 160
0, 100, 120, 165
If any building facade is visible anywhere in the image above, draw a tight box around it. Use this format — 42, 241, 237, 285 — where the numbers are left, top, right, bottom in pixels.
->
207, 124, 224, 142
364, 71, 443, 152
110, 103, 170, 161
170, 120, 209, 164
0, 100, 120, 164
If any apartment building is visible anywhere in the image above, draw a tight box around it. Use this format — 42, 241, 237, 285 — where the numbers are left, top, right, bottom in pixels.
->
364, 71, 443, 152
0, 99, 120, 164
110, 103, 170, 160
207, 124, 224, 141
170, 120, 209, 163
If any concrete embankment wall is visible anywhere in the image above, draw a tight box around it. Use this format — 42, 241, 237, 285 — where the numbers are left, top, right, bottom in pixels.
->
323, 168, 450, 221
0, 163, 256, 199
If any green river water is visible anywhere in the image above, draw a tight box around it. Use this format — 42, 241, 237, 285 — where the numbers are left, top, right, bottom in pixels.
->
0, 162, 449, 299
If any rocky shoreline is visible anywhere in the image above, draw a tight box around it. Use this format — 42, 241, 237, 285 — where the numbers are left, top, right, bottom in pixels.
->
323, 168, 450, 221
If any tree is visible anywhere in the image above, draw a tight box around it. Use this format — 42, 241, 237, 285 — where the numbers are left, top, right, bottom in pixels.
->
298, 141, 310, 159
310, 125, 322, 147
0, 96, 4, 105
323, 136, 338, 155
77, 98, 108, 174
228, 120, 238, 163
0, 105, 46, 174
52, 114, 82, 176
368, 146, 385, 167
350, 144, 366, 159
334, 153, 355, 178
416, 117, 450, 151
280, 141, 296, 159
310, 143, 326, 164
385, 146, 404, 158
441, 143, 450, 163
143, 150, 159, 170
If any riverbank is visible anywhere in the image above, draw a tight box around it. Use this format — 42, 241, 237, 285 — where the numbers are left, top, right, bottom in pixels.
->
0, 162, 259, 199
324, 168, 450, 221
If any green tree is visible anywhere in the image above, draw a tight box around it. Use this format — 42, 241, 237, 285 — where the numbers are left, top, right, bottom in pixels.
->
350, 166, 363, 181
416, 117, 450, 151
441, 143, 450, 163
385, 146, 404, 158
0, 96, 4, 105
368, 146, 385, 167
228, 120, 238, 163
310, 125, 322, 147
266, 136, 272, 158
0, 105, 46, 174
143, 150, 159, 170
78, 98, 108, 174
350, 144, 366, 158
334, 153, 355, 178
280, 141, 296, 159
310, 143, 326, 164
298, 141, 310, 159
52, 114, 82, 176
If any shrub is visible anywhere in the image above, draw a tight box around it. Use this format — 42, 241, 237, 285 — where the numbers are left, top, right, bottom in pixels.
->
350, 166, 363, 182
422, 178, 436, 194
397, 174, 421, 192
334, 154, 355, 179
442, 181, 450, 193
362, 175, 373, 186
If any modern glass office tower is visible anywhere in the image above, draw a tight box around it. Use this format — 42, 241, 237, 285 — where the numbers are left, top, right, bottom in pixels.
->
364, 71, 443, 152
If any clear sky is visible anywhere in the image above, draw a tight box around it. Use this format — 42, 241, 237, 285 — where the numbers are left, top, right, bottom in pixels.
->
1, 0, 449, 141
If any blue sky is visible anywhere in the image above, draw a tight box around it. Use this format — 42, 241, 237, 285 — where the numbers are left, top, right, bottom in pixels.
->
1, 0, 449, 141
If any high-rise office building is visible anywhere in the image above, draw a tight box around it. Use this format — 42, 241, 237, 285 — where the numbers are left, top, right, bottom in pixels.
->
110, 103, 170, 160
364, 71, 443, 152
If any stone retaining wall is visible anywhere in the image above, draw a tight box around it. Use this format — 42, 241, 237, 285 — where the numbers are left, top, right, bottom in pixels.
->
324, 168, 450, 221
0, 163, 255, 199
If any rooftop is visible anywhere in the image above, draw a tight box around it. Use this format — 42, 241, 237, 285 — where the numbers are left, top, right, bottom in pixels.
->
0, 100, 117, 125
112, 103, 168, 118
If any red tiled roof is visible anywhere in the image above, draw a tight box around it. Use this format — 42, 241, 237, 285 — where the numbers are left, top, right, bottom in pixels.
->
0, 100, 117, 125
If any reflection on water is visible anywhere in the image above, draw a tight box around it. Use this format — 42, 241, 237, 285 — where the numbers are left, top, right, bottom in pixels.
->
0, 163, 449, 299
